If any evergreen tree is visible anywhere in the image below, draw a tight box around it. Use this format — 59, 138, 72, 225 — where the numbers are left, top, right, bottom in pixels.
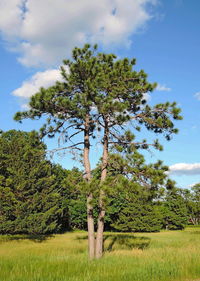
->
65, 167, 88, 230
182, 185, 200, 225
102, 152, 169, 232
190, 184, 200, 225
14, 44, 182, 258
0, 130, 70, 234
112, 195, 162, 233
161, 188, 188, 230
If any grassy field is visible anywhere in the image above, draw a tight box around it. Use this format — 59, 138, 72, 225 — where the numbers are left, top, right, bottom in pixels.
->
0, 227, 200, 281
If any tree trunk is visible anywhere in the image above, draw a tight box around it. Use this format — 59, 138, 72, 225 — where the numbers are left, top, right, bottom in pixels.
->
84, 114, 95, 259
87, 193, 95, 259
95, 119, 109, 259
190, 215, 196, 225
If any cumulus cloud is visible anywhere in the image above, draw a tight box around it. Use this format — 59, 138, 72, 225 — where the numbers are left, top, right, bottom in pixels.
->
0, 0, 157, 67
169, 163, 200, 176
194, 92, 200, 100
12, 68, 65, 98
156, 83, 171, 92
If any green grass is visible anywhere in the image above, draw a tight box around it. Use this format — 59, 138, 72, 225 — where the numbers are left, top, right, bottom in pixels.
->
0, 227, 200, 281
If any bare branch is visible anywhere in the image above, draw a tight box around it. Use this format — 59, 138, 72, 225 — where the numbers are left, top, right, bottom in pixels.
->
68, 129, 84, 141
47, 142, 84, 154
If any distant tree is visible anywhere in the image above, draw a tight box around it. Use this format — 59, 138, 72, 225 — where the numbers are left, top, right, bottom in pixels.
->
105, 182, 162, 233
0, 130, 70, 234
161, 188, 188, 230
14, 44, 182, 259
65, 168, 89, 230
102, 152, 169, 232
190, 184, 200, 224
112, 196, 162, 232
182, 185, 200, 225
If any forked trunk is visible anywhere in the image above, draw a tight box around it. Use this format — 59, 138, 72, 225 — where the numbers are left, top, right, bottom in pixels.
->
95, 119, 109, 259
84, 114, 95, 259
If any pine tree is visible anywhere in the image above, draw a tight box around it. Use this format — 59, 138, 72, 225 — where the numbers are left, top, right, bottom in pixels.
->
14, 44, 182, 258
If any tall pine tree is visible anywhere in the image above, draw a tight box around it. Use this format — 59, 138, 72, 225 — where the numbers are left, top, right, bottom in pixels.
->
14, 44, 182, 258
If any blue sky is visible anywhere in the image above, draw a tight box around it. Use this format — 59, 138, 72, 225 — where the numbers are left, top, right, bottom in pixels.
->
0, 0, 200, 188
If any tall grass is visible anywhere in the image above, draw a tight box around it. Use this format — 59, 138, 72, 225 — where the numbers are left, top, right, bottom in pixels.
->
0, 227, 200, 281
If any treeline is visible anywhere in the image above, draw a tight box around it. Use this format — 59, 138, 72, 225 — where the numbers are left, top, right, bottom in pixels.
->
0, 130, 199, 235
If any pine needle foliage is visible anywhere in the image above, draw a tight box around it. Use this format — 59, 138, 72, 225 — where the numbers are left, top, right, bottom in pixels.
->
0, 130, 70, 234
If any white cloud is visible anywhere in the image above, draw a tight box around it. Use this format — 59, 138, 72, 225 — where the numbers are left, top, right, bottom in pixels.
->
169, 163, 200, 176
188, 182, 198, 188
143, 92, 151, 101
156, 83, 171, 92
20, 103, 30, 110
0, 0, 157, 67
194, 92, 200, 100
12, 68, 65, 98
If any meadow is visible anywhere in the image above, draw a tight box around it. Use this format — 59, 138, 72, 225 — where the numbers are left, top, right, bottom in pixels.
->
0, 227, 200, 281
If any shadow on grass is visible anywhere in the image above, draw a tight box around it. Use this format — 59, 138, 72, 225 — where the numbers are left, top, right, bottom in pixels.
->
0, 234, 54, 243
104, 234, 150, 251
190, 231, 200, 235
76, 233, 151, 251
